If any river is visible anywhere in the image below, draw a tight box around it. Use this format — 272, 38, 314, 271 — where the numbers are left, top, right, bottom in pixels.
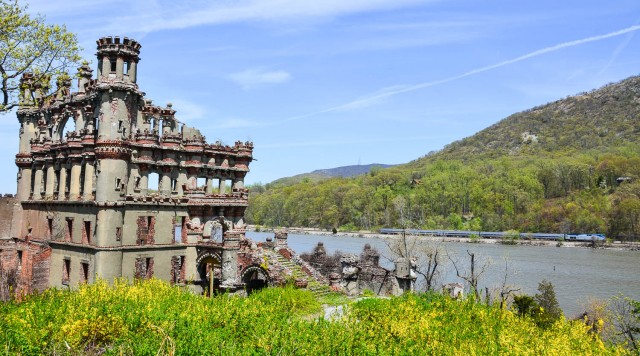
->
247, 231, 640, 317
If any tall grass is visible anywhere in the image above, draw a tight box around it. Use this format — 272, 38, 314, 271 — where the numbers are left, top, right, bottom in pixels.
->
0, 279, 627, 355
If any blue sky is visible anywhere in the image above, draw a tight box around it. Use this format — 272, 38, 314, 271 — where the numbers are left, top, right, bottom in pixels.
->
1, 0, 639, 190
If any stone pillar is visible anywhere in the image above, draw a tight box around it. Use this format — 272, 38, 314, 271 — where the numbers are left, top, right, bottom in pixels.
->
206, 177, 214, 194
83, 160, 95, 200
129, 61, 137, 83
44, 164, 55, 198
218, 179, 226, 195
58, 166, 67, 199
221, 232, 240, 288
140, 171, 149, 195
233, 178, 244, 191
275, 230, 288, 249
394, 257, 416, 294
101, 55, 110, 76
116, 56, 124, 78
160, 168, 172, 196
340, 254, 360, 296
186, 168, 197, 192
32, 167, 44, 200
69, 159, 82, 200
176, 169, 187, 195
17, 166, 32, 201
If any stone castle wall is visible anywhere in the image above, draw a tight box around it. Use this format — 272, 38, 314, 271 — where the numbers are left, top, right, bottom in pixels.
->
0, 196, 16, 239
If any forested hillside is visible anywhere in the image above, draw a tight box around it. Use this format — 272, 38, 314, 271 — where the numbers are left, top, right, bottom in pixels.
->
247, 76, 640, 239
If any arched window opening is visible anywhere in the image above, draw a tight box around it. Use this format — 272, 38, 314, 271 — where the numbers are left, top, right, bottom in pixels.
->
61, 117, 75, 141
148, 172, 159, 193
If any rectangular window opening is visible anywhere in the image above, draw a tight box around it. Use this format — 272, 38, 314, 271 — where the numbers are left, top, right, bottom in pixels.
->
84, 221, 91, 244
146, 257, 153, 279
17, 250, 22, 271
196, 177, 206, 190
62, 258, 70, 285
81, 262, 89, 283
47, 218, 53, 238
110, 59, 116, 73
174, 217, 183, 243
66, 218, 73, 242
116, 227, 122, 242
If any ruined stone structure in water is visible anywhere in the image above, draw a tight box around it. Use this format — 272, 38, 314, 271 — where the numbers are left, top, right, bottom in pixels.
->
1, 36, 314, 296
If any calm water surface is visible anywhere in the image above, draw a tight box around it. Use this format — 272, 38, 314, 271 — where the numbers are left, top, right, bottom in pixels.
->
247, 231, 640, 316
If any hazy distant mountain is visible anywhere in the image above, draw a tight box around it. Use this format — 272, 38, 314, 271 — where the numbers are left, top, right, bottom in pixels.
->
269, 164, 394, 186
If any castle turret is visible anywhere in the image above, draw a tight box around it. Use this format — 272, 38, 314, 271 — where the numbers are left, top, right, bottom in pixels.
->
93, 37, 142, 277
96, 36, 141, 83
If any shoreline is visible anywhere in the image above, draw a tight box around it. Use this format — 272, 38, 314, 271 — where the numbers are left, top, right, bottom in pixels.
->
247, 225, 640, 251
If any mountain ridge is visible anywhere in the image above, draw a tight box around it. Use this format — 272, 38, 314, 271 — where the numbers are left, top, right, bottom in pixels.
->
248, 75, 640, 239
268, 163, 395, 186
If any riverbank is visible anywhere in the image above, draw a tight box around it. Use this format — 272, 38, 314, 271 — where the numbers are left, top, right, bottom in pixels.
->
247, 225, 640, 250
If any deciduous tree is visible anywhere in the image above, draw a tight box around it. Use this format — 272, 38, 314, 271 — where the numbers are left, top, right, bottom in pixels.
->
0, 0, 81, 112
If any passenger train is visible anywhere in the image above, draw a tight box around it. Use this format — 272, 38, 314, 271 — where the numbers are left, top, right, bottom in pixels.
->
378, 228, 606, 242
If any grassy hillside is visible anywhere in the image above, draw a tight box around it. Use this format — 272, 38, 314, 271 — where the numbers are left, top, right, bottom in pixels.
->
433, 76, 640, 161
247, 76, 640, 238
0, 279, 626, 354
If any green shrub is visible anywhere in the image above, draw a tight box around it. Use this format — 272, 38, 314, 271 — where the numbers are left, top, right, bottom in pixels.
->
0, 279, 627, 355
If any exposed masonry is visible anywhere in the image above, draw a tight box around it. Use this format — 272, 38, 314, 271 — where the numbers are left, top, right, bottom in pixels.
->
0, 36, 335, 297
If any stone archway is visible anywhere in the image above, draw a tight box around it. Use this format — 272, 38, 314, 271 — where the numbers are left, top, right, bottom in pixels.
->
196, 251, 222, 297
241, 266, 269, 295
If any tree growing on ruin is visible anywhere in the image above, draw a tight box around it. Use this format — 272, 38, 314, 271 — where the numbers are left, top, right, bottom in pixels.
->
0, 0, 81, 112
449, 250, 490, 302
386, 232, 443, 292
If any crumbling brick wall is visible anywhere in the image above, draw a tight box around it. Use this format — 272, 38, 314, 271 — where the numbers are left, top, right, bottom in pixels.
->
135, 257, 154, 279
170, 256, 186, 284
0, 196, 16, 239
136, 216, 156, 245
29, 245, 51, 292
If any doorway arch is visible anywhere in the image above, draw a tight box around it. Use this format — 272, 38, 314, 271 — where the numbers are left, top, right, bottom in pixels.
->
241, 266, 269, 295
196, 251, 221, 297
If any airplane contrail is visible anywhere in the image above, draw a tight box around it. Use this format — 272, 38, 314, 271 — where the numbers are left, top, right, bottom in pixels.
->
277, 24, 640, 124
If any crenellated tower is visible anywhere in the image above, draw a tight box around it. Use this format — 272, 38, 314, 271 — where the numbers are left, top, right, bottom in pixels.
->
92, 37, 143, 279
9, 36, 255, 295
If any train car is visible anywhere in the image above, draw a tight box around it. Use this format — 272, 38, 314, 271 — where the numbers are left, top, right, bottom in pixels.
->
479, 231, 505, 239
566, 234, 606, 241
527, 233, 564, 240
379, 228, 606, 242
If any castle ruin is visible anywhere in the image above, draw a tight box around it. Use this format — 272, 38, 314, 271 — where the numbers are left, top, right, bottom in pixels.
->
0, 36, 416, 299
1, 36, 266, 296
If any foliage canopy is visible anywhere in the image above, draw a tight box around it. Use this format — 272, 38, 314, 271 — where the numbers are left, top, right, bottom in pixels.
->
0, 0, 81, 112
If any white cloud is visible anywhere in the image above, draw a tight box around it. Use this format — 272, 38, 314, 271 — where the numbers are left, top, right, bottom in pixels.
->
229, 68, 291, 89
28, 0, 428, 36
279, 23, 640, 123
260, 134, 442, 149
45, 0, 430, 35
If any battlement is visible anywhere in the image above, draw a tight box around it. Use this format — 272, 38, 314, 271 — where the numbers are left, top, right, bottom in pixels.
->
9, 36, 256, 297
96, 36, 141, 57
